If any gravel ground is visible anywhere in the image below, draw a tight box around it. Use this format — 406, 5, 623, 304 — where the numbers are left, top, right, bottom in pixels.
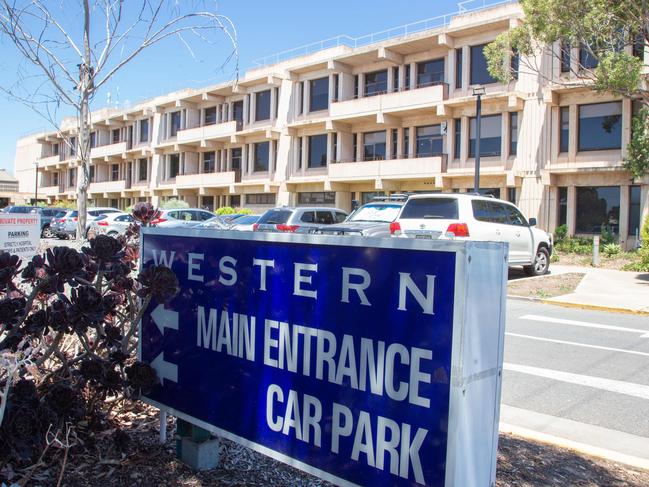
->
507, 272, 585, 298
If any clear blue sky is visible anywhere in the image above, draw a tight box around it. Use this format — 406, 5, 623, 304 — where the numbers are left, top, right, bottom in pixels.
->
0, 0, 467, 174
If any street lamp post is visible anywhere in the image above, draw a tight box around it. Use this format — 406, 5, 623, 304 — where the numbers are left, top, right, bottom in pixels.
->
34, 161, 39, 204
472, 85, 486, 193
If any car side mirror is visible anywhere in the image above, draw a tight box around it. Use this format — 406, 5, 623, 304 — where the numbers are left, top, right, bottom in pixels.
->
528, 217, 537, 227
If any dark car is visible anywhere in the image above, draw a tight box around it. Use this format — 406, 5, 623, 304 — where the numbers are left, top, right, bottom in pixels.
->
2, 205, 37, 213
313, 197, 406, 237
38, 207, 68, 238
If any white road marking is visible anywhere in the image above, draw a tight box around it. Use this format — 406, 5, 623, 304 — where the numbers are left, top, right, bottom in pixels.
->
504, 362, 649, 401
519, 314, 649, 337
505, 332, 649, 357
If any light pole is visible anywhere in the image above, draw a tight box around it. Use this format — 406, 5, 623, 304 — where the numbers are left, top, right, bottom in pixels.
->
472, 85, 486, 193
34, 161, 39, 204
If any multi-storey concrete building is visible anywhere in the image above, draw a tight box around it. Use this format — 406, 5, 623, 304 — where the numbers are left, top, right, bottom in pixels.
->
13, 1, 649, 248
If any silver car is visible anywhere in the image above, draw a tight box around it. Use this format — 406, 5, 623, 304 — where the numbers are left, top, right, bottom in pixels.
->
52, 207, 122, 239
88, 212, 135, 238
230, 215, 260, 231
253, 207, 347, 233
313, 199, 405, 237
153, 208, 215, 227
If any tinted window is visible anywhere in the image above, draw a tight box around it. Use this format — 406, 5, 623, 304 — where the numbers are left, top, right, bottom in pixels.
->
470, 44, 497, 85
255, 90, 271, 121
204, 107, 217, 125
316, 211, 334, 224
350, 204, 401, 223
417, 59, 444, 87
309, 77, 329, 112
510, 112, 518, 155
472, 200, 492, 222
364, 70, 388, 96
416, 125, 443, 157
308, 134, 328, 168
469, 115, 502, 157
400, 198, 459, 219
258, 210, 292, 224
630, 186, 642, 236
503, 204, 527, 226
335, 212, 347, 223
198, 211, 213, 221
560, 107, 570, 153
115, 214, 134, 222
168, 211, 179, 219
486, 202, 508, 224
140, 119, 149, 142
455, 48, 463, 89
363, 131, 386, 161
170, 111, 181, 136
578, 102, 622, 151
454, 119, 462, 159
558, 187, 568, 226
300, 211, 315, 223
576, 186, 620, 234
254, 142, 270, 172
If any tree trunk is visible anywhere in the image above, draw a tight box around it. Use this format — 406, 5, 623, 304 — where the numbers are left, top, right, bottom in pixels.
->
76, 0, 91, 240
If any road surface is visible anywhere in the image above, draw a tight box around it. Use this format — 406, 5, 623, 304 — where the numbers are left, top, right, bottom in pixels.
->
502, 299, 649, 466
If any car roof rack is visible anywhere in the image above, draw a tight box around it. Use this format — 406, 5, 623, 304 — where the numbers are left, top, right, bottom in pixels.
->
371, 193, 410, 202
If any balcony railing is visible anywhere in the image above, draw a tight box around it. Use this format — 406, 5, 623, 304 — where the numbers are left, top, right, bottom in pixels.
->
175, 169, 242, 188
88, 180, 127, 194
176, 120, 241, 144
327, 153, 448, 180
90, 141, 128, 159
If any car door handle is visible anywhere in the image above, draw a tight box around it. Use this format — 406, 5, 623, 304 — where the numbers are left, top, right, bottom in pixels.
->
515, 231, 521, 237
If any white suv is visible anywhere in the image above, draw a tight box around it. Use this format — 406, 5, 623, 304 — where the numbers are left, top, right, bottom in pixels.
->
390, 193, 553, 276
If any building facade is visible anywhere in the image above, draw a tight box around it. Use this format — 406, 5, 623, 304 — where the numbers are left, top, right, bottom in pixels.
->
13, 1, 649, 247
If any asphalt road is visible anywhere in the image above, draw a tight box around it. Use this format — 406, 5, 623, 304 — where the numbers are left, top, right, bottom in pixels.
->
502, 299, 649, 463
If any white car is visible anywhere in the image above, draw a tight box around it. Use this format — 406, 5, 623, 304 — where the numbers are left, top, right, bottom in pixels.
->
389, 193, 553, 276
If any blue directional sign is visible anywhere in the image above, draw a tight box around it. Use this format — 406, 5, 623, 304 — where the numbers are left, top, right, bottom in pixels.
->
139, 229, 507, 487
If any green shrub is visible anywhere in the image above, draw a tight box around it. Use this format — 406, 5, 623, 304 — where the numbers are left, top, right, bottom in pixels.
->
160, 198, 189, 209
235, 207, 253, 215
600, 224, 616, 245
555, 236, 593, 254
624, 243, 649, 272
554, 224, 568, 243
642, 214, 649, 243
216, 206, 236, 215
602, 243, 621, 257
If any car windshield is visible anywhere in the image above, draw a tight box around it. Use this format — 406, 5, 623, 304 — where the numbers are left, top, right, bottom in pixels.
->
257, 210, 292, 225
400, 198, 459, 219
348, 204, 401, 223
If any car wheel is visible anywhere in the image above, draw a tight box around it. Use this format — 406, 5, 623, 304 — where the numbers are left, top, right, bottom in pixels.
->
524, 247, 550, 276
107, 231, 118, 237
41, 226, 54, 238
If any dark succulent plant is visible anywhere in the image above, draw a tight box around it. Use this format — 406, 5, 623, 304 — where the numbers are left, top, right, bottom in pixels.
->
83, 234, 124, 265
132, 202, 159, 224
0, 296, 26, 330
125, 361, 158, 393
0, 252, 21, 291
137, 265, 179, 302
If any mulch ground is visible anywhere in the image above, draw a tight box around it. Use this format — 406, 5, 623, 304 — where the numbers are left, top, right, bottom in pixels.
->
508, 272, 585, 299
2, 402, 649, 487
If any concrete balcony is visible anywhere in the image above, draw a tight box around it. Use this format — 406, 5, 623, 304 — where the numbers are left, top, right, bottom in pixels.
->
38, 155, 61, 167
330, 84, 449, 121
176, 120, 241, 145
90, 141, 127, 160
328, 155, 448, 182
40, 185, 61, 197
175, 170, 241, 188
89, 180, 127, 194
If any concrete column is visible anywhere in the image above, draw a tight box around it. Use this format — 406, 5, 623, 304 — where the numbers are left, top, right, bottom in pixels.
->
269, 140, 275, 178
250, 94, 257, 124
567, 185, 577, 235
398, 65, 406, 91
335, 191, 352, 212
328, 74, 336, 102
409, 63, 416, 90
460, 116, 469, 164
548, 186, 559, 232
270, 89, 277, 122
241, 145, 247, 175
303, 81, 310, 112
407, 127, 415, 157
301, 137, 307, 175
327, 133, 333, 165
387, 68, 395, 93
447, 50, 456, 94
619, 185, 630, 246
502, 113, 510, 163
461, 46, 470, 93
568, 104, 578, 161
387, 129, 394, 160
358, 73, 365, 98
243, 96, 250, 125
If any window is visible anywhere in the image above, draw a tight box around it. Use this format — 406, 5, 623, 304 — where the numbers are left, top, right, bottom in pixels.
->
579, 45, 598, 70
332, 133, 337, 161
298, 137, 303, 167
308, 134, 328, 168
503, 203, 527, 226
510, 112, 518, 155
469, 114, 502, 157
138, 158, 147, 181
352, 134, 357, 161
315, 211, 334, 224
560, 106, 570, 153
247, 193, 275, 205
204, 107, 217, 125
112, 129, 120, 144
254, 141, 270, 172
233, 100, 244, 124
111, 164, 119, 181
354, 75, 359, 98
203, 151, 216, 173
454, 119, 462, 159
511, 50, 519, 80
392, 66, 399, 91
363, 131, 386, 161
403, 128, 409, 156
629, 186, 642, 236
416, 125, 443, 157
405, 66, 411, 91
90, 132, 97, 148
297, 192, 335, 205
507, 187, 517, 204
560, 41, 571, 73
300, 211, 315, 223
89, 165, 95, 182
558, 187, 568, 226
391, 129, 398, 159
470, 44, 497, 85
256, 90, 271, 121
576, 186, 620, 234
578, 102, 622, 151
168, 154, 180, 179
69, 168, 76, 186
364, 70, 388, 96
231, 148, 242, 170
361, 192, 385, 205
455, 48, 463, 89
400, 198, 459, 219
52, 172, 59, 186
170, 111, 181, 136
633, 33, 645, 59
309, 77, 329, 112
140, 119, 149, 143
416, 59, 444, 87
274, 88, 279, 119
334, 74, 340, 101
230, 195, 241, 207
69, 137, 77, 156
52, 143, 59, 156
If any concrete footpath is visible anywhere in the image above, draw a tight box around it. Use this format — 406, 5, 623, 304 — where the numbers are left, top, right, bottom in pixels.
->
532, 264, 649, 314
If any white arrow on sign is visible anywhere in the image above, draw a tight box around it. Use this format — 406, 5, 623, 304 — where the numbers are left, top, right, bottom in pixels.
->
151, 351, 178, 384
151, 304, 179, 335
